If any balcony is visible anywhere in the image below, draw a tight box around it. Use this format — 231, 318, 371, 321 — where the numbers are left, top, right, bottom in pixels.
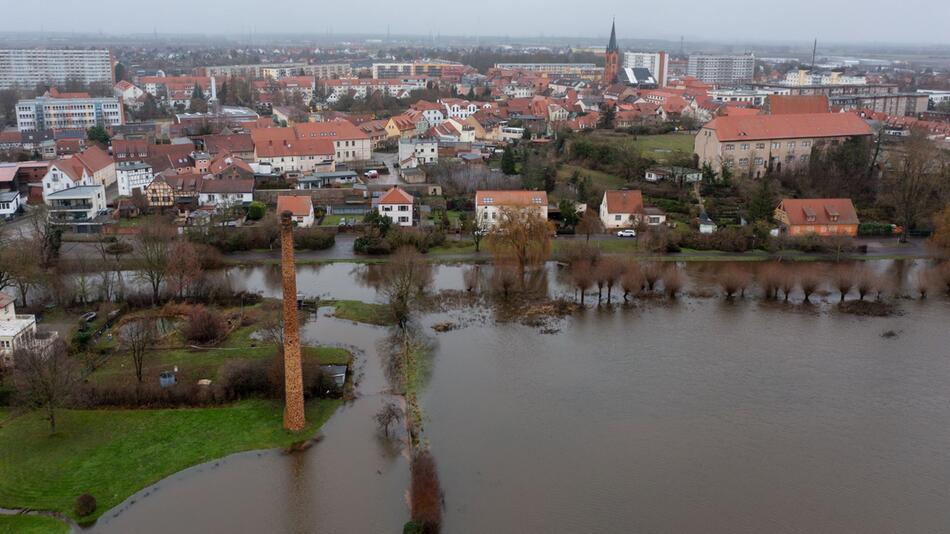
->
49, 202, 94, 210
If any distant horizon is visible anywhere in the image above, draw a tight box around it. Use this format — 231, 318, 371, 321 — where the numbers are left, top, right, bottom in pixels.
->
1, 0, 949, 46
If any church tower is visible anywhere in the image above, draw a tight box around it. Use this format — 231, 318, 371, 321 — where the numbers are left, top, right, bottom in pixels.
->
604, 19, 621, 84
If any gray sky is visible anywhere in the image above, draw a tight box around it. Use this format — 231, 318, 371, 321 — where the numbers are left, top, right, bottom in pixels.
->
4, 0, 950, 45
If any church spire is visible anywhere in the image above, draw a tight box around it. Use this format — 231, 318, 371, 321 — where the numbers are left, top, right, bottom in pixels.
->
607, 18, 618, 53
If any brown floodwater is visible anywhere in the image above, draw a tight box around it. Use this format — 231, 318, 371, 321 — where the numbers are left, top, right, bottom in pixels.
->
87, 261, 950, 533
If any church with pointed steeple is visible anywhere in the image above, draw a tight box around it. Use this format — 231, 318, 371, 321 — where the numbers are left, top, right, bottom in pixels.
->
604, 19, 621, 84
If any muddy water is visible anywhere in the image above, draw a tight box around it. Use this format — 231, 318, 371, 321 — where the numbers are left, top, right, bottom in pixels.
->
87, 315, 410, 534
89, 261, 950, 533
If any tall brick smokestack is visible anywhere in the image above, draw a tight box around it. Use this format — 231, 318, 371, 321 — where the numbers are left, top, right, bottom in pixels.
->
280, 210, 306, 432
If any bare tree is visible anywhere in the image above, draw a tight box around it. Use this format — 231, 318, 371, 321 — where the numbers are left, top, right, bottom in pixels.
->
620, 261, 643, 301
7, 238, 44, 307
486, 209, 553, 278
595, 257, 624, 303
663, 266, 684, 298
834, 265, 856, 302
799, 270, 822, 303
136, 218, 176, 305
13, 339, 78, 434
382, 247, 433, 330
882, 130, 946, 243
165, 239, 203, 301
121, 318, 157, 383
720, 267, 751, 299
576, 209, 605, 243
570, 259, 595, 304
375, 402, 404, 437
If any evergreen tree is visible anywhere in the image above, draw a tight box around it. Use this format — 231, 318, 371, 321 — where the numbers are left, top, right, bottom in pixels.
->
501, 147, 517, 175
748, 178, 776, 223
598, 103, 616, 130
87, 125, 110, 145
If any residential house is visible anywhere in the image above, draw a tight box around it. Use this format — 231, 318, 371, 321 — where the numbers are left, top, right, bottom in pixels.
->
0, 292, 38, 367
694, 113, 874, 178
398, 137, 438, 169
386, 114, 425, 139
115, 161, 154, 197
209, 153, 255, 180
197, 178, 255, 209
46, 184, 107, 232
698, 212, 717, 234
411, 100, 446, 126
773, 198, 859, 237
475, 190, 548, 227
277, 195, 315, 228
145, 173, 200, 213
114, 80, 145, 104
599, 190, 644, 229
251, 128, 335, 175
0, 191, 21, 218
203, 134, 257, 161
293, 120, 372, 162
41, 158, 91, 201
645, 166, 703, 183
358, 119, 390, 149
376, 186, 414, 227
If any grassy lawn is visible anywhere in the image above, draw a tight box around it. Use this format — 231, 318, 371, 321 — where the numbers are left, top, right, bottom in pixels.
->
0, 399, 339, 523
557, 164, 625, 191
325, 299, 393, 326
429, 238, 476, 255
631, 133, 694, 160
0, 515, 69, 534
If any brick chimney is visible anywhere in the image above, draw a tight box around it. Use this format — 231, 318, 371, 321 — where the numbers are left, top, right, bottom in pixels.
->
280, 210, 306, 432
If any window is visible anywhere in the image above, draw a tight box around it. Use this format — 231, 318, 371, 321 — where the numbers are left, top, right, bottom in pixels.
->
787, 142, 796, 148
771, 142, 781, 149
754, 157, 764, 166
756, 143, 766, 149
483, 197, 493, 204
800, 154, 809, 162
614, 215, 621, 221
724, 144, 735, 151
740, 143, 749, 150
398, 205, 408, 211
786, 155, 795, 163
801, 141, 811, 148
739, 158, 749, 166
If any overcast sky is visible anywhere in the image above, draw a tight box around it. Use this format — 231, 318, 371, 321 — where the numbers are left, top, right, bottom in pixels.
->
4, 0, 949, 45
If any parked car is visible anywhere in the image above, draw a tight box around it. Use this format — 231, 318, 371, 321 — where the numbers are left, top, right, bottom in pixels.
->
364, 170, 379, 179
616, 229, 637, 238
80, 312, 97, 323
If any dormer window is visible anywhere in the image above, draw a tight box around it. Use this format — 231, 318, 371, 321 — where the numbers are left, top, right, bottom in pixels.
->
483, 197, 493, 204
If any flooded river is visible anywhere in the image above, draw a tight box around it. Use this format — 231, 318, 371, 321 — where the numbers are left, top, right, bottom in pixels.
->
89, 261, 950, 533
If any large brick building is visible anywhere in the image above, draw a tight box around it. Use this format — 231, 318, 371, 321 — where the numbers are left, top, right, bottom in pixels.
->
694, 113, 873, 178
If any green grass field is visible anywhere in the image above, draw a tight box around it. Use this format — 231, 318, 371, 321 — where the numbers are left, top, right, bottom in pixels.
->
325, 299, 394, 326
0, 399, 339, 523
586, 132, 695, 163
319, 215, 344, 227
0, 515, 69, 534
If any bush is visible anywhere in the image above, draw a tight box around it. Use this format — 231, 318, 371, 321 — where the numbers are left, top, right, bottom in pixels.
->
858, 222, 893, 236
104, 241, 133, 255
294, 228, 335, 250
76, 383, 224, 408
75, 493, 97, 517
354, 236, 392, 255
410, 450, 442, 532
181, 306, 227, 344
247, 201, 266, 220
220, 359, 271, 399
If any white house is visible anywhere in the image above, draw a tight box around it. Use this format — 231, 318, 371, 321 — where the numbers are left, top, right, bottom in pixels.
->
0, 191, 20, 218
377, 187, 414, 227
41, 159, 92, 201
197, 179, 255, 209
114, 80, 145, 103
599, 190, 644, 229
116, 161, 154, 197
645, 166, 702, 183
698, 212, 717, 234
398, 137, 438, 169
0, 292, 38, 367
277, 195, 315, 228
475, 190, 548, 227
45, 184, 107, 233
440, 98, 481, 120
410, 101, 446, 127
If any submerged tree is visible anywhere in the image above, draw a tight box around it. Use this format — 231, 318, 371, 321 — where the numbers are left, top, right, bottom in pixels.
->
381, 247, 433, 330
486, 209, 553, 278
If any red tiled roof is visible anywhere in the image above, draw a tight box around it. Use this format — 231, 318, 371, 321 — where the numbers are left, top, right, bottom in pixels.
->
204, 134, 255, 154
768, 95, 830, 115
603, 190, 644, 215
703, 113, 872, 142
209, 153, 253, 175
777, 198, 859, 226
294, 119, 369, 141
198, 178, 254, 194
73, 146, 112, 173
277, 195, 313, 217
379, 187, 413, 205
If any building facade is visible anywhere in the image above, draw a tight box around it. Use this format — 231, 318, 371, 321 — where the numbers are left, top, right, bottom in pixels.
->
687, 54, 755, 85
0, 49, 113, 90
16, 90, 124, 132
475, 190, 549, 227
623, 51, 669, 87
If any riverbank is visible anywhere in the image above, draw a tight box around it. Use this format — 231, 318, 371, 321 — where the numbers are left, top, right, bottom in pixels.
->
0, 399, 339, 527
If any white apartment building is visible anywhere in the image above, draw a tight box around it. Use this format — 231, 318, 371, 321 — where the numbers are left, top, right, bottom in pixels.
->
45, 184, 108, 232
0, 191, 20, 218
0, 48, 113, 90
41, 160, 92, 201
16, 90, 124, 132
687, 54, 755, 85
623, 52, 669, 87
782, 70, 867, 86
398, 137, 438, 168
116, 161, 154, 197
371, 61, 460, 79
